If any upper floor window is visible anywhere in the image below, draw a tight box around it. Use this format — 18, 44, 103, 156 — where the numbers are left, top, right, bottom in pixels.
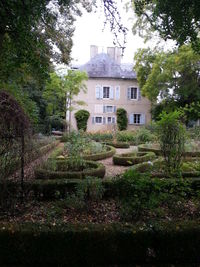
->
131, 87, 137, 99
103, 87, 110, 98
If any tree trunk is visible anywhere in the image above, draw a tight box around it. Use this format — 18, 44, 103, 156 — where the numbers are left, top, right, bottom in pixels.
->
21, 131, 25, 203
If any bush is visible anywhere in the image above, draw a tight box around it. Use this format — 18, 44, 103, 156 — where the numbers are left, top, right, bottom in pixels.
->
116, 108, 128, 131
75, 109, 90, 131
157, 111, 186, 177
105, 141, 130, 148
116, 131, 136, 143
87, 132, 113, 142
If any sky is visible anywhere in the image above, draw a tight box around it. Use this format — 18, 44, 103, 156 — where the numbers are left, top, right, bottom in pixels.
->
71, 1, 175, 66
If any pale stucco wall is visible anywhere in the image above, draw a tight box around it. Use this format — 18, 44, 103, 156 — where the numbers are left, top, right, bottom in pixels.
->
70, 77, 151, 132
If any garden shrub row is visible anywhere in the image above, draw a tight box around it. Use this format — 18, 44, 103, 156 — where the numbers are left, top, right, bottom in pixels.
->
138, 144, 200, 157
113, 152, 156, 166
0, 222, 200, 265
83, 145, 116, 161
104, 141, 130, 148
34, 160, 105, 180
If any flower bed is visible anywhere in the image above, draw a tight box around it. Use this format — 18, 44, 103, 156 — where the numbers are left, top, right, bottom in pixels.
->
113, 152, 156, 166
35, 160, 105, 179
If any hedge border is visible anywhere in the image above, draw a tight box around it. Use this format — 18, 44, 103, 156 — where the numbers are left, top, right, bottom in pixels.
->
0, 221, 200, 265
138, 144, 200, 157
104, 141, 130, 148
83, 145, 116, 161
34, 160, 105, 180
113, 152, 156, 166
131, 160, 200, 178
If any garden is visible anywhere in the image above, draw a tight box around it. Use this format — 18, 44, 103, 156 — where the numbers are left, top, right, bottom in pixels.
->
2, 106, 200, 265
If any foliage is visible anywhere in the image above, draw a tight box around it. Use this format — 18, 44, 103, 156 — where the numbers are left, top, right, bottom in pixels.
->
134, 45, 200, 107
116, 108, 128, 131
43, 70, 88, 132
65, 177, 105, 210
75, 109, 90, 131
157, 111, 186, 176
116, 128, 156, 144
133, 0, 200, 51
87, 132, 113, 142
117, 169, 192, 220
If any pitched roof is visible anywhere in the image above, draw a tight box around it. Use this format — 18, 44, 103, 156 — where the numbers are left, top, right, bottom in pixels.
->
78, 53, 136, 79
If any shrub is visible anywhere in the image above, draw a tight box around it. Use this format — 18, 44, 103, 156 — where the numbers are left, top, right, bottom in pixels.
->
116, 108, 128, 131
116, 131, 136, 143
157, 111, 186, 177
87, 132, 113, 142
113, 152, 156, 166
75, 109, 90, 131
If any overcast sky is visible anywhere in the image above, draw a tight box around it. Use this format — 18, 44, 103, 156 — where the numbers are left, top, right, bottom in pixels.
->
71, 1, 175, 65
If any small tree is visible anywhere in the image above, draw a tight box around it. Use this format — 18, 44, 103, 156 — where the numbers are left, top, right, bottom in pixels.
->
157, 111, 186, 177
75, 110, 90, 132
117, 108, 128, 131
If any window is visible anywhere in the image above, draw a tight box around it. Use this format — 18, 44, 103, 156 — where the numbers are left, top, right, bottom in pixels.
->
133, 114, 141, 124
106, 106, 113, 112
107, 117, 112, 124
107, 117, 116, 124
95, 117, 102, 124
129, 113, 145, 125
103, 87, 110, 98
130, 87, 137, 99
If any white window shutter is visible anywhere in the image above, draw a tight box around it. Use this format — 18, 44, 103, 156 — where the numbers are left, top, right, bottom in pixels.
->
127, 87, 131, 100
110, 86, 114, 99
138, 88, 141, 100
95, 85, 101, 99
100, 87, 103, 99
115, 86, 120, 100
140, 114, 145, 125
113, 106, 116, 113
112, 117, 115, 124
92, 117, 95, 124
129, 114, 134, 124
103, 105, 106, 113
103, 117, 106, 124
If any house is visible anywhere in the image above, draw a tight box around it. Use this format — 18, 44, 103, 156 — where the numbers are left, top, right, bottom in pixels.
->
70, 45, 151, 132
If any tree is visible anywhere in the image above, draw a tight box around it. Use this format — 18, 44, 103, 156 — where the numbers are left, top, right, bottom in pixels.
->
43, 70, 88, 132
133, 0, 200, 51
116, 108, 128, 131
134, 45, 200, 119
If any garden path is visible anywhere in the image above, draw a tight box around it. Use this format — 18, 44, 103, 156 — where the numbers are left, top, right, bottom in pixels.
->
98, 146, 137, 177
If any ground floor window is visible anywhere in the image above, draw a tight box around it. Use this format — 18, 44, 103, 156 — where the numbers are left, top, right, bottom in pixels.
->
107, 116, 115, 124
129, 113, 145, 125
95, 116, 102, 124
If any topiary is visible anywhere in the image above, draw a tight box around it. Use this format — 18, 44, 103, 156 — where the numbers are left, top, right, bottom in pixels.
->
116, 108, 128, 131
75, 109, 90, 132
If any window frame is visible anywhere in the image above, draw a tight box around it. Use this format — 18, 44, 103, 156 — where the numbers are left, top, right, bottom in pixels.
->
95, 116, 103, 124
103, 86, 110, 99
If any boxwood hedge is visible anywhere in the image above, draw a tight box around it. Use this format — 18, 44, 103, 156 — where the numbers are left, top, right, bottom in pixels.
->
0, 222, 200, 266
35, 160, 105, 180
113, 152, 156, 166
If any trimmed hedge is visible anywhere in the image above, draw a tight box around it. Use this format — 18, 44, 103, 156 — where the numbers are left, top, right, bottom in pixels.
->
105, 141, 130, 148
35, 160, 105, 180
1, 222, 200, 265
138, 144, 200, 157
83, 145, 116, 161
113, 152, 156, 166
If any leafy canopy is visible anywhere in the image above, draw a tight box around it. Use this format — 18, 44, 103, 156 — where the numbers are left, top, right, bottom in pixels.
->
132, 0, 200, 51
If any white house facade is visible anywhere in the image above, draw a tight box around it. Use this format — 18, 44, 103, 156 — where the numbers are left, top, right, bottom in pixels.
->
71, 46, 151, 132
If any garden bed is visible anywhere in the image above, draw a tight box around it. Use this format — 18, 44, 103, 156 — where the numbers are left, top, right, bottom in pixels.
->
83, 145, 116, 161
113, 151, 156, 166
35, 160, 105, 179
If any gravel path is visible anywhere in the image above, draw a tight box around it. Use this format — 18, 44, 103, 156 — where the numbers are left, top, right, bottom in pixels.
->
98, 146, 137, 178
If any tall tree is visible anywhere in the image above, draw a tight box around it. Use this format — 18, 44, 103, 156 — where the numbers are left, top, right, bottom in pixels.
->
132, 0, 200, 51
134, 45, 200, 119
43, 70, 88, 132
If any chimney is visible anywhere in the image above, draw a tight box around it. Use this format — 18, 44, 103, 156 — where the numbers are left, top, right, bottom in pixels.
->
107, 47, 122, 64
90, 45, 98, 59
